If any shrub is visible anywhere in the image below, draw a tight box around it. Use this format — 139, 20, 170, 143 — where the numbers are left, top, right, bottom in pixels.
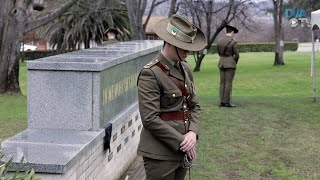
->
0, 147, 40, 180
207, 42, 298, 54
20, 50, 74, 61
20, 50, 58, 61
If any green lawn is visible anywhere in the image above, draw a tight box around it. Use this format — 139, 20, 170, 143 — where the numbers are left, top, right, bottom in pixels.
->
0, 62, 27, 142
188, 52, 320, 179
1, 52, 320, 178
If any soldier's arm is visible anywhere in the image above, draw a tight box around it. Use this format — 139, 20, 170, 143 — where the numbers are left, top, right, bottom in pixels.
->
182, 62, 200, 137
233, 41, 240, 63
187, 82, 200, 137
138, 68, 184, 151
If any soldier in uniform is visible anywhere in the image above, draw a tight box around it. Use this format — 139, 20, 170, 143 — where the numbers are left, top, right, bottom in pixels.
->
102, 27, 119, 45
137, 14, 207, 180
217, 24, 239, 107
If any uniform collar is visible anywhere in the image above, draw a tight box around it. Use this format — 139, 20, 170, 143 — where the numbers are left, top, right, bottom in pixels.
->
156, 52, 184, 81
160, 50, 177, 66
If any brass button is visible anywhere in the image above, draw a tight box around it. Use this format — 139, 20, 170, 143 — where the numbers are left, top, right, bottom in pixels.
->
183, 104, 187, 109
173, 94, 176, 97
184, 120, 188, 124
185, 84, 188, 88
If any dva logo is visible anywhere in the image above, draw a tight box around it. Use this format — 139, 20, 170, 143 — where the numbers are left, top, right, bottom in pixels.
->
285, 8, 311, 28
285, 8, 307, 19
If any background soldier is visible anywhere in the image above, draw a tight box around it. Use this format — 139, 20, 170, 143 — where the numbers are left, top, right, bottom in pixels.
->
137, 14, 207, 180
217, 24, 240, 107
102, 27, 119, 45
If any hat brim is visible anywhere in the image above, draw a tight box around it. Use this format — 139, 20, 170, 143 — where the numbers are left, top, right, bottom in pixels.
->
226, 25, 238, 33
154, 18, 207, 51
105, 29, 119, 35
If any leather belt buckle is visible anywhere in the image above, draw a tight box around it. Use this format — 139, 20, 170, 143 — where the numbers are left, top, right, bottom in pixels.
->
183, 110, 189, 121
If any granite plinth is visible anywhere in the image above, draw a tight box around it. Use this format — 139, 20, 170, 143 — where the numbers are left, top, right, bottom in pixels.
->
1, 129, 104, 173
27, 40, 160, 130
27, 40, 162, 71
28, 71, 93, 130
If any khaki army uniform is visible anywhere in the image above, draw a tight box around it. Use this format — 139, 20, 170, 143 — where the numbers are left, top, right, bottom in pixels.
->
217, 35, 240, 104
137, 13, 206, 180
137, 52, 200, 179
102, 39, 119, 45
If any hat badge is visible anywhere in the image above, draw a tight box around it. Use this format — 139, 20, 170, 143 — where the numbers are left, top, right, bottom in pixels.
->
170, 27, 179, 36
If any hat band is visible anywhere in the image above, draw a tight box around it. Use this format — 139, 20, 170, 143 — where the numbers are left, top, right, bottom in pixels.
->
167, 23, 196, 43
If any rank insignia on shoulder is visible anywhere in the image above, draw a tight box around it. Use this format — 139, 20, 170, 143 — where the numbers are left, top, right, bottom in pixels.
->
143, 59, 160, 68
164, 64, 169, 70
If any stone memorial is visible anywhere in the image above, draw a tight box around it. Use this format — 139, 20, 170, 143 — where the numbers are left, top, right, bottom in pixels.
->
1, 40, 162, 179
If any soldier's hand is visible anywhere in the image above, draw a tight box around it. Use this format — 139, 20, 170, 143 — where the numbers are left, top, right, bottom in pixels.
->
180, 131, 197, 152
186, 147, 196, 160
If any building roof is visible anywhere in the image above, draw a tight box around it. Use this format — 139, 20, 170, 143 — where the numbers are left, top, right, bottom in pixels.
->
143, 16, 167, 34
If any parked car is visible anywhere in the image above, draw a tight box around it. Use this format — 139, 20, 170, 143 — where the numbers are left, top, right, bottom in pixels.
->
20, 44, 37, 51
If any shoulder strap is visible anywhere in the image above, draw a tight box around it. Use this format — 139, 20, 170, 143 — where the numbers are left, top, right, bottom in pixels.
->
156, 62, 193, 108
222, 39, 234, 55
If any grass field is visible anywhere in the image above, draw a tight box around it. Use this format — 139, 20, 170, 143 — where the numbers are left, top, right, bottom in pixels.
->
0, 62, 27, 142
188, 52, 320, 179
1, 52, 320, 178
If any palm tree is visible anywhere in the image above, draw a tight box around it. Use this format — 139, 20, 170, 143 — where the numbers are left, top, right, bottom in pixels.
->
41, 0, 131, 52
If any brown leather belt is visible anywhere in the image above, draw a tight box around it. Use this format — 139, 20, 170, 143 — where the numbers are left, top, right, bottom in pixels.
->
160, 111, 190, 121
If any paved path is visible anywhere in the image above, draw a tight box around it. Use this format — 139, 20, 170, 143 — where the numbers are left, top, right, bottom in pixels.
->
119, 155, 146, 180
297, 42, 320, 52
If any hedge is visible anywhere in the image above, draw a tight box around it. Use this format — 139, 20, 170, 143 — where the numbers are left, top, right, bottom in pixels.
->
20, 50, 60, 60
207, 42, 298, 54
21, 50, 74, 61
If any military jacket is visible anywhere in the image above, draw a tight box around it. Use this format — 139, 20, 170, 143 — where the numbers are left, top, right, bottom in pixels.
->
137, 52, 200, 161
217, 35, 240, 69
102, 39, 119, 45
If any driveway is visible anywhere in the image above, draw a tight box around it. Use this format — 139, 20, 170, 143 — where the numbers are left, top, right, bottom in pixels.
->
297, 42, 320, 52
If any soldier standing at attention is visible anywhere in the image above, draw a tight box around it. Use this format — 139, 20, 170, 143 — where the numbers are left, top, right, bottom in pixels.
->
102, 27, 120, 45
137, 14, 207, 180
217, 24, 239, 107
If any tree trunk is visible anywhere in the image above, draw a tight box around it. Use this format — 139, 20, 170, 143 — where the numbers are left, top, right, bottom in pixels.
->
0, 0, 30, 94
126, 0, 145, 40
84, 41, 90, 49
168, 0, 177, 17
193, 53, 205, 72
0, 0, 79, 94
272, 0, 285, 66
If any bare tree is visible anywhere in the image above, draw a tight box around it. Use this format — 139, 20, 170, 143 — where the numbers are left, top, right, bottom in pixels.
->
271, 0, 285, 65
126, 0, 147, 39
0, 0, 79, 94
143, 0, 168, 31
126, 0, 167, 40
168, 0, 177, 17
180, 0, 256, 71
